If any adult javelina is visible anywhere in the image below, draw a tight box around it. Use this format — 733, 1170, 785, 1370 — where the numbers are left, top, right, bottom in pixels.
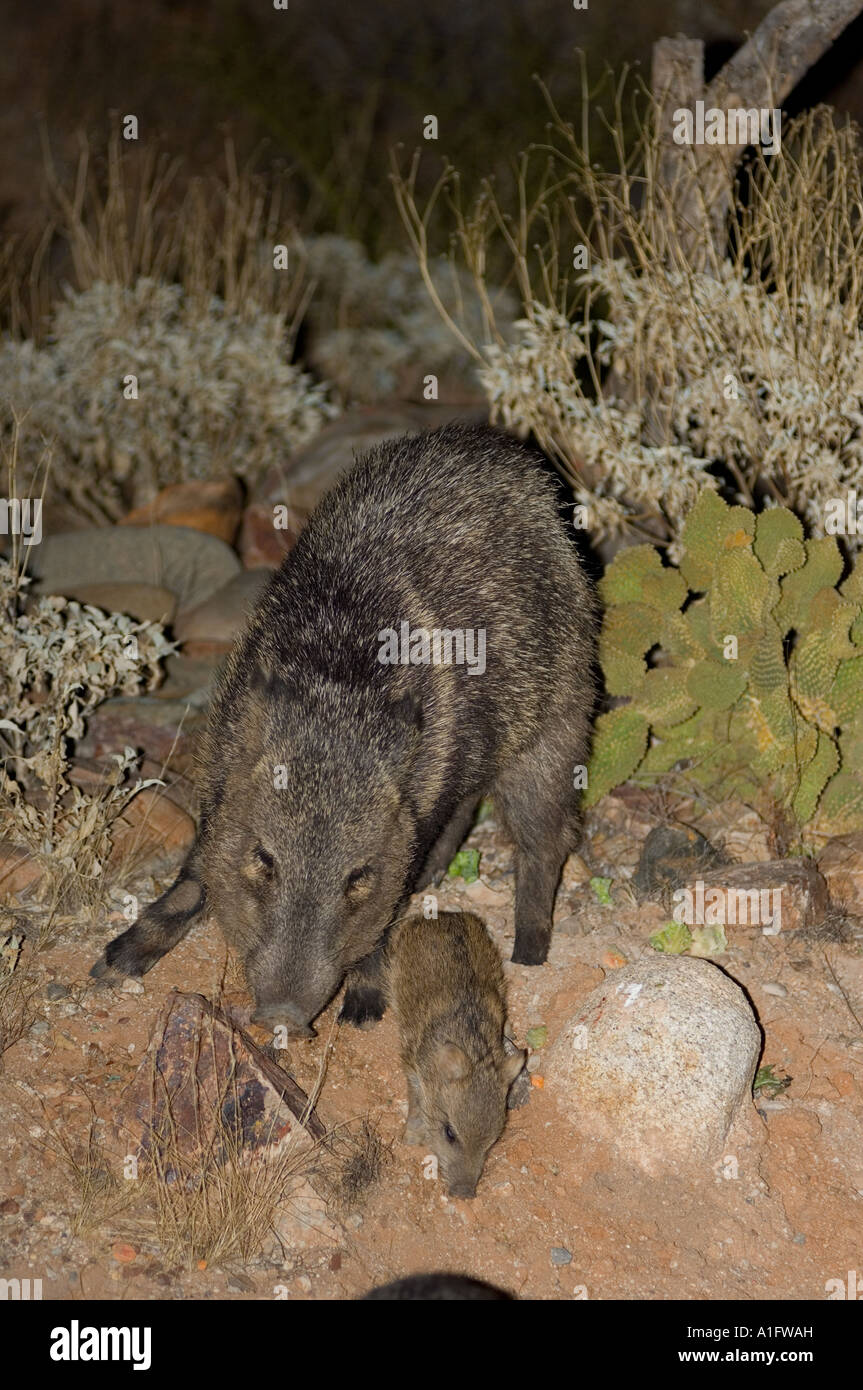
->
92, 423, 596, 1032
387, 911, 525, 1198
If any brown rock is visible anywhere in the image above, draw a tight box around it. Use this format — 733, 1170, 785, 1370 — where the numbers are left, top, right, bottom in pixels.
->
238, 502, 305, 569
108, 787, 196, 871
77, 697, 209, 778
678, 859, 829, 936
817, 833, 863, 915
118, 992, 324, 1172
120, 479, 244, 546
685, 798, 776, 863
174, 569, 270, 645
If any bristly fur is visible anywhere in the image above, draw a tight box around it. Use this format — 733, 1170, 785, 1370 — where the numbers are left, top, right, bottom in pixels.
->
92, 423, 598, 1029
386, 910, 525, 1198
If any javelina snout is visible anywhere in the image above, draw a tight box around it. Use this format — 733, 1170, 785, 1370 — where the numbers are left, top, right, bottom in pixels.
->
205, 706, 420, 1031
388, 912, 526, 1198
249, 999, 316, 1039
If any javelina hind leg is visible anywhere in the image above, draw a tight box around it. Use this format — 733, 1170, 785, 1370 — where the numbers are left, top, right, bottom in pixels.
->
339, 935, 388, 1028
414, 794, 481, 890
90, 849, 205, 981
494, 728, 583, 965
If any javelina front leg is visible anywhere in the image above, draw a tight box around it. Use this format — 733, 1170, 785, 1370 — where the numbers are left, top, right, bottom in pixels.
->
339, 935, 388, 1028
90, 848, 204, 981
414, 794, 481, 890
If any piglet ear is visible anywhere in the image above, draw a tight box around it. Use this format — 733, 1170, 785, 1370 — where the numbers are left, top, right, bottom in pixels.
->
500, 1049, 527, 1086
435, 1041, 471, 1082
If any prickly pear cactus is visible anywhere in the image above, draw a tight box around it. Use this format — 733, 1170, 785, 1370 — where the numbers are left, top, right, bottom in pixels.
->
587, 489, 863, 832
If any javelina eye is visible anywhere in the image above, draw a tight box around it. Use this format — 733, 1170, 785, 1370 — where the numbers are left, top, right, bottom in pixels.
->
242, 845, 276, 888
444, 1124, 458, 1145
344, 865, 374, 905
254, 846, 275, 874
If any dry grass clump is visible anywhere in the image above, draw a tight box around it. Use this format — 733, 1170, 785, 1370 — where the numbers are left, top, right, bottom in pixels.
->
313, 1117, 391, 1216
394, 79, 863, 551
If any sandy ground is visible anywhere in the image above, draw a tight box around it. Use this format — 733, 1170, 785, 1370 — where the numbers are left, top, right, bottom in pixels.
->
2, 791, 862, 1303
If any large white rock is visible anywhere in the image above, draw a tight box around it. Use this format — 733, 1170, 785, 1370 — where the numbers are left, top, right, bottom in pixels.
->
546, 955, 761, 1173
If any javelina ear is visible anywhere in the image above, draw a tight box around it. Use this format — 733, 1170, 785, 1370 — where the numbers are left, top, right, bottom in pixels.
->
500, 1049, 527, 1086
434, 1041, 471, 1082
250, 655, 294, 701
389, 690, 424, 731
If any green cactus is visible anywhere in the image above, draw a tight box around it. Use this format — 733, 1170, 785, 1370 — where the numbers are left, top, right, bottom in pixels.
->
587, 489, 863, 832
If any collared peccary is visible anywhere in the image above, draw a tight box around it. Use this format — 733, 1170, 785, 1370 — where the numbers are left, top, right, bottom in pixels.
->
386, 911, 525, 1198
91, 423, 596, 1032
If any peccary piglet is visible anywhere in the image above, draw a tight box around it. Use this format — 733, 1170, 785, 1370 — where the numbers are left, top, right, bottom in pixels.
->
91, 422, 596, 1033
387, 911, 525, 1199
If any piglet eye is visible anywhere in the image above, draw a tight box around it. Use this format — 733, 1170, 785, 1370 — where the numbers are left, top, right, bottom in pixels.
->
444, 1124, 458, 1145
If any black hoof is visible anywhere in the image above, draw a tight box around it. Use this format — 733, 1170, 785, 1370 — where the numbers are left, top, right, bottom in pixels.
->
510, 935, 549, 966
89, 927, 161, 982
339, 985, 386, 1029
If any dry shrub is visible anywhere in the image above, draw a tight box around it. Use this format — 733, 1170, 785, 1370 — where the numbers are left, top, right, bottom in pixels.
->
394, 75, 863, 551
300, 233, 517, 403
0, 129, 337, 520
0, 434, 175, 912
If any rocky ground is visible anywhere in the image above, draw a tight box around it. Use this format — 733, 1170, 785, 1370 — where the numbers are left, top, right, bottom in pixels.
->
2, 406, 863, 1301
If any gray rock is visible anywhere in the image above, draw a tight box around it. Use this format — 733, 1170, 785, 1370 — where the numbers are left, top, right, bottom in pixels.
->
550, 1246, 572, 1266
27, 526, 241, 613
174, 569, 271, 644
546, 956, 761, 1174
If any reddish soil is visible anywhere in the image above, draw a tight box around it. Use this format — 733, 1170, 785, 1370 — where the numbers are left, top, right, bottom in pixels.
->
1, 798, 862, 1301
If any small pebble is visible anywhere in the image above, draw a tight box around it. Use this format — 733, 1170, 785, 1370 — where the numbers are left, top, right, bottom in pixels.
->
551, 1246, 573, 1266
346, 1213, 363, 1228
122, 979, 145, 995
29, 1020, 50, 1035
762, 982, 787, 998
44, 982, 71, 1001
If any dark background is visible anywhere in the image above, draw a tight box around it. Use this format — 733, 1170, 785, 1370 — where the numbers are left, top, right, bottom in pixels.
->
2, 0, 862, 258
